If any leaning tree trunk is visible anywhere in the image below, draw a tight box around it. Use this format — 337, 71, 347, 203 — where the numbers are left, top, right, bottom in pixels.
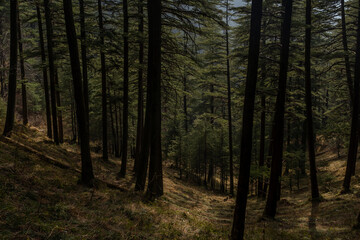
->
62, 0, 94, 186
231, 0, 263, 239
343, 0, 360, 194
3, 0, 18, 137
305, 0, 320, 200
98, 0, 108, 161
17, 7, 28, 126
119, 0, 129, 178
36, 5, 52, 138
146, 0, 163, 199
44, 0, 59, 144
263, 0, 293, 219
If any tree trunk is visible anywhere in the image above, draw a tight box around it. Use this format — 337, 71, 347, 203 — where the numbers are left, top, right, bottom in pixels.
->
341, 0, 353, 107
225, 0, 234, 197
342, 0, 360, 193
134, 0, 144, 173
305, 0, 320, 200
231, 0, 263, 239
54, 68, 63, 143
258, 65, 266, 198
119, 0, 129, 178
3, 0, 18, 137
79, 0, 89, 128
17, 7, 28, 126
98, 0, 108, 161
44, 0, 59, 144
263, 0, 293, 219
0, 11, 3, 98
208, 84, 215, 189
146, 0, 163, 199
62, 0, 94, 186
36, 5, 52, 139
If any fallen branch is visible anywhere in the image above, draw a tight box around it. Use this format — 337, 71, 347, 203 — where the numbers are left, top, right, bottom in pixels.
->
0, 136, 127, 192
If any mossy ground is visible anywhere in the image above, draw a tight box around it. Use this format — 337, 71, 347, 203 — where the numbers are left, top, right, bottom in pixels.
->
0, 125, 360, 239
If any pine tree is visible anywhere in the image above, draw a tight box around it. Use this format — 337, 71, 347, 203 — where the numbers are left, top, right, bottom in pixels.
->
3, 0, 18, 137
231, 0, 263, 238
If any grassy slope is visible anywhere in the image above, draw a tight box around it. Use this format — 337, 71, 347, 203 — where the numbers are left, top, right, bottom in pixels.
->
0, 125, 360, 239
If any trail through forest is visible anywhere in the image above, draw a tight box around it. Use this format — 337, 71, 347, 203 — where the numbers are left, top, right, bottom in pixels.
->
0, 125, 359, 239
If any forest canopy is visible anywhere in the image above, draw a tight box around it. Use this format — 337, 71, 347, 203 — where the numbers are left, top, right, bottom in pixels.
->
1, 0, 360, 239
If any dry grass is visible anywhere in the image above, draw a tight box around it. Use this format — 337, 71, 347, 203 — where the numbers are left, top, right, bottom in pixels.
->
0, 125, 360, 239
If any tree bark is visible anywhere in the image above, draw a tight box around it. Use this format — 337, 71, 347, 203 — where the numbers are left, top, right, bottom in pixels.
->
146, 0, 163, 199
258, 62, 266, 198
79, 0, 89, 128
36, 5, 52, 139
62, 0, 94, 186
134, 0, 144, 173
225, 0, 234, 197
44, 0, 59, 144
305, 0, 320, 200
119, 0, 129, 178
231, 0, 263, 239
3, 0, 18, 137
341, 0, 354, 107
98, 0, 108, 161
54, 68, 63, 143
17, 6, 28, 126
263, 0, 293, 219
342, 0, 360, 193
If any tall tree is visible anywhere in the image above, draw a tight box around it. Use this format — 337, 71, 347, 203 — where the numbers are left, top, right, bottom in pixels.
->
17, 5, 28, 125
258, 50, 266, 198
225, 0, 234, 196
3, 0, 18, 137
119, 0, 129, 178
342, 0, 360, 194
55, 68, 64, 143
231, 0, 263, 239
62, 0, 94, 186
341, 0, 353, 107
98, 0, 108, 161
305, 0, 320, 200
134, 0, 144, 173
36, 4, 52, 139
79, 0, 89, 121
263, 0, 293, 218
44, 0, 59, 144
146, 0, 163, 199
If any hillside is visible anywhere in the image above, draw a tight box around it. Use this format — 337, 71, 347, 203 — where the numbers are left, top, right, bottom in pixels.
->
1, 126, 360, 239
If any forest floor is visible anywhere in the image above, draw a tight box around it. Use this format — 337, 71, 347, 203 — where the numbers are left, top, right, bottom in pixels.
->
0, 125, 360, 239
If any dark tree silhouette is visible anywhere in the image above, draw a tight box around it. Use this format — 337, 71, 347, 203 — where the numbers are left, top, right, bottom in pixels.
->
225, 0, 234, 197
44, 0, 59, 144
231, 0, 263, 239
79, 0, 89, 122
36, 5, 52, 139
17, 6, 28, 126
62, 0, 94, 186
146, 0, 163, 199
98, 0, 108, 161
134, 0, 144, 173
343, 0, 360, 194
119, 0, 129, 178
263, 0, 293, 218
305, 0, 320, 200
3, 0, 18, 137
341, 0, 353, 107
